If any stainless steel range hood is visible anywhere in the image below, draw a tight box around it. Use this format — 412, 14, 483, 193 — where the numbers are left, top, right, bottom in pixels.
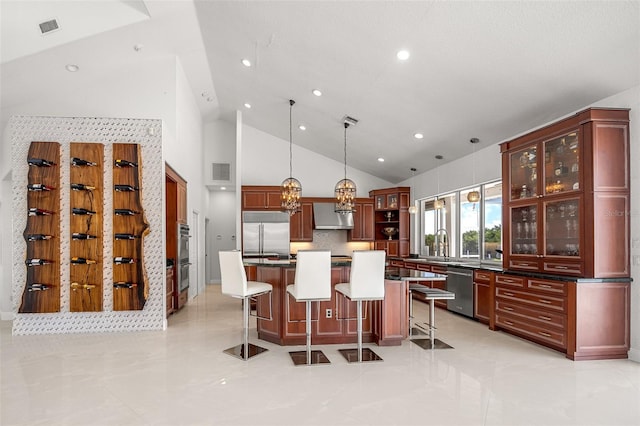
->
313, 203, 354, 230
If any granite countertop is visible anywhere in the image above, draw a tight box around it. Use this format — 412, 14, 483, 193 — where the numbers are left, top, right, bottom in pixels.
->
397, 257, 504, 272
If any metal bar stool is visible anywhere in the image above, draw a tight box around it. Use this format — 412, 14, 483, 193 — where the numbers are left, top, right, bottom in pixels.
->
219, 250, 273, 360
335, 250, 386, 363
286, 250, 332, 366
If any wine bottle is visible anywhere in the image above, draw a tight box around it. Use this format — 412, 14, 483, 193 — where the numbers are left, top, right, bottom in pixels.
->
27, 183, 55, 191
26, 234, 53, 241
114, 159, 138, 168
28, 208, 54, 216
27, 158, 56, 167
71, 183, 96, 191
114, 233, 137, 240
114, 257, 135, 264
71, 157, 97, 166
71, 282, 96, 290
72, 233, 97, 240
114, 184, 139, 192
71, 257, 97, 264
28, 283, 51, 291
114, 209, 138, 216
72, 207, 96, 215
114, 282, 138, 289
25, 258, 53, 266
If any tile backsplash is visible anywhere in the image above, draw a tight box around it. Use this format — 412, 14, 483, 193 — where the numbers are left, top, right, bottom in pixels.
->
290, 230, 372, 256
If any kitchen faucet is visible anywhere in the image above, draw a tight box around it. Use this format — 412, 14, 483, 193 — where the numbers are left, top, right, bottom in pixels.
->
435, 228, 449, 259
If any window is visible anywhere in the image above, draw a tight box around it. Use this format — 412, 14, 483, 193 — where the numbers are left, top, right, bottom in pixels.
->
420, 181, 501, 260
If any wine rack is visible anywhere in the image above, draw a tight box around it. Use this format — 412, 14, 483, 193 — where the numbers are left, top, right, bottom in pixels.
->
113, 143, 149, 311
20, 142, 61, 313
69, 143, 104, 312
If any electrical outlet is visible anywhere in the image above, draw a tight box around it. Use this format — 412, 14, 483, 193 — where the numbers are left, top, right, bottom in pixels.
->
325, 309, 332, 318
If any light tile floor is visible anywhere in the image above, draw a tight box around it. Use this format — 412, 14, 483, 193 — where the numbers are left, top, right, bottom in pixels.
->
1, 285, 639, 425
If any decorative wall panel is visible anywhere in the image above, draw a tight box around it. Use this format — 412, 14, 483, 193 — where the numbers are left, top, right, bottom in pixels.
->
11, 116, 164, 335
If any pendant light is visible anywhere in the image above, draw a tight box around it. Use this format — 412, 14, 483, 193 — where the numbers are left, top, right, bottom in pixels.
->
335, 121, 357, 213
408, 167, 418, 214
433, 155, 445, 210
281, 99, 302, 215
467, 137, 481, 203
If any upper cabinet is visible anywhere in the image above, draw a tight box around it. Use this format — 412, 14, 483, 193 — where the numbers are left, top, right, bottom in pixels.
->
349, 199, 375, 241
501, 108, 630, 278
241, 185, 283, 210
289, 201, 313, 242
370, 187, 410, 257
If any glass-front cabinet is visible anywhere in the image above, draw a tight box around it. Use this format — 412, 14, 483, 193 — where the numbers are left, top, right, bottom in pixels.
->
501, 108, 630, 278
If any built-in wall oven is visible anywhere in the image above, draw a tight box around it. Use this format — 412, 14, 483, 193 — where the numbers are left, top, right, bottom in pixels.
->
178, 224, 190, 292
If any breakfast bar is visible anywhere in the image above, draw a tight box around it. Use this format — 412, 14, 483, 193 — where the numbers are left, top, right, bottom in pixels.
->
247, 259, 446, 347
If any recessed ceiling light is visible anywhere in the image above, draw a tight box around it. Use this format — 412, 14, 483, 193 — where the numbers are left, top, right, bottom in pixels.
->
414, 133, 424, 139
241, 58, 251, 67
244, 103, 251, 109
396, 50, 410, 61
377, 158, 385, 162
65, 64, 79, 72
220, 187, 226, 191
312, 89, 322, 97
133, 44, 144, 52
298, 124, 306, 131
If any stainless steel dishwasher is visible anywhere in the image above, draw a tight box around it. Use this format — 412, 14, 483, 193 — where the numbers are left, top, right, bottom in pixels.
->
446, 267, 474, 318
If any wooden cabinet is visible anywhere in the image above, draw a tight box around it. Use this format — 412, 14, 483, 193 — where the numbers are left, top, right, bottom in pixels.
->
241, 185, 283, 210
166, 267, 174, 317
349, 199, 375, 241
176, 180, 187, 224
473, 270, 493, 324
370, 187, 410, 257
289, 201, 313, 242
165, 164, 187, 311
500, 108, 630, 278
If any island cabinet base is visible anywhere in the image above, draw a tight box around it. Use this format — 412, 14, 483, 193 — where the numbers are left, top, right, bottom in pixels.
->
255, 265, 408, 346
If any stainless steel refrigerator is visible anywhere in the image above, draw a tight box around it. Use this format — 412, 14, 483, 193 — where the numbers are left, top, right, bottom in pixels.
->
242, 211, 290, 258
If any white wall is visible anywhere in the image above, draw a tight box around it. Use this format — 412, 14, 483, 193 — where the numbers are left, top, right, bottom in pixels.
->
241, 125, 392, 196
207, 191, 237, 283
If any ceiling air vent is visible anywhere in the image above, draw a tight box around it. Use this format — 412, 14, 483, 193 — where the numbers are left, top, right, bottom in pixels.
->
39, 19, 59, 34
212, 163, 231, 182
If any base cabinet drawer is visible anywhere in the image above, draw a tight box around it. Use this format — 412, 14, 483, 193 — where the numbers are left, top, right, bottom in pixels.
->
496, 287, 565, 312
495, 312, 566, 349
496, 300, 566, 329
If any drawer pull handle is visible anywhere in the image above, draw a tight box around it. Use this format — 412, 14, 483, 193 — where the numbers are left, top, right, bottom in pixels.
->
503, 306, 514, 311
538, 284, 552, 288
503, 292, 515, 297
555, 266, 568, 270
538, 315, 552, 321
504, 279, 516, 283
504, 320, 514, 326
538, 331, 552, 337
539, 299, 552, 304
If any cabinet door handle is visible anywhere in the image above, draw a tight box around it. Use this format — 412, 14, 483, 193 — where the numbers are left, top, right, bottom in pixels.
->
503, 306, 514, 311
504, 320, 514, 326
538, 315, 552, 321
538, 331, 552, 337
503, 292, 515, 297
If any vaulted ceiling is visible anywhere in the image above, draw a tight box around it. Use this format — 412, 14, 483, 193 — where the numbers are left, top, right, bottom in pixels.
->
2, 1, 639, 183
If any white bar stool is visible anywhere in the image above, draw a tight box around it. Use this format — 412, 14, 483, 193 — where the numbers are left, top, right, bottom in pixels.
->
335, 250, 386, 363
219, 250, 273, 360
287, 250, 332, 366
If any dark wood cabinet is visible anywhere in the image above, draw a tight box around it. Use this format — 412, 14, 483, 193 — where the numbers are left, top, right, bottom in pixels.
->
166, 164, 187, 312
500, 108, 630, 278
473, 270, 492, 324
370, 187, 410, 257
166, 267, 174, 317
241, 185, 283, 210
289, 201, 313, 242
349, 199, 375, 241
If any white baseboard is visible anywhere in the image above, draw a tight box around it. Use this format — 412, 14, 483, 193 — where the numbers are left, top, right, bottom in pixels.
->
1, 311, 15, 321
628, 347, 640, 363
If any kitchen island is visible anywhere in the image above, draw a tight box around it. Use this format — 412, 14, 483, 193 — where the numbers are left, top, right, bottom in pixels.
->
246, 259, 442, 346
